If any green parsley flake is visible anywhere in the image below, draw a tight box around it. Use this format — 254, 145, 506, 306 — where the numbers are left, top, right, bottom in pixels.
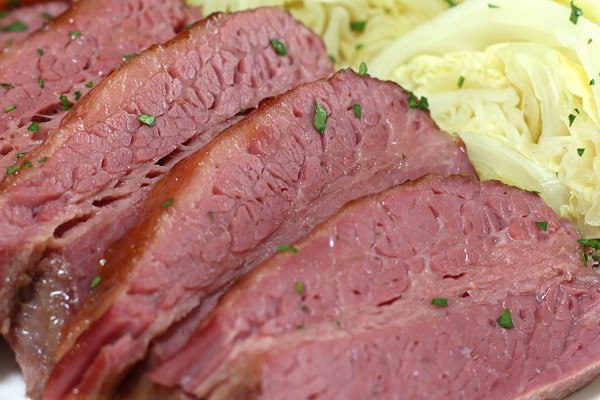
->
591, 79, 596, 86
276, 245, 299, 254
38, 156, 48, 163
123, 53, 138, 61
69, 31, 81, 38
40, 12, 53, 19
457, 75, 465, 88
355, 43, 364, 51
570, 1, 583, 24
535, 221, 548, 231
578, 148, 585, 157
208, 211, 215, 220
59, 94, 71, 110
294, 281, 305, 295
0, 83, 13, 89
358, 61, 368, 76
350, 20, 367, 32
313, 100, 328, 135
431, 298, 448, 307
16, 152, 26, 159
237, 108, 249, 115
74, 91, 81, 100
579, 238, 600, 250
90, 275, 101, 289
85, 81, 93, 88
487, 3, 500, 8
4, 105, 15, 112
0, 20, 28, 32
138, 114, 156, 127
352, 103, 362, 118
160, 198, 174, 208
329, 54, 337, 63
270, 38, 287, 56
37, 48, 43, 56
6, 164, 20, 175
589, 38, 593, 45
443, 0, 457, 6
23, 161, 32, 168
497, 308, 514, 329
27, 122, 40, 132
38, 77, 44, 89
569, 113, 576, 127
407, 92, 430, 111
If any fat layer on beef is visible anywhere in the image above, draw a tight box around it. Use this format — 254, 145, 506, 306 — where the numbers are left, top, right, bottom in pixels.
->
0, 6, 333, 397
152, 175, 600, 400
0, 1, 69, 51
45, 69, 475, 400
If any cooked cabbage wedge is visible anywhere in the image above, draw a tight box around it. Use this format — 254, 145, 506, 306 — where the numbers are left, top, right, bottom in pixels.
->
188, 0, 600, 236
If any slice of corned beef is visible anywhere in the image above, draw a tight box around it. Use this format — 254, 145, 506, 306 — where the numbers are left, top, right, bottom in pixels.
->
148, 175, 600, 400
44, 69, 475, 400
1, 7, 333, 397
0, 1, 68, 51
0, 0, 198, 177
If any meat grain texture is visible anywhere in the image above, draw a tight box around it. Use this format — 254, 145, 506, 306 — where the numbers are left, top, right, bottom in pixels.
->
45, 69, 475, 399
154, 175, 600, 400
0, 6, 333, 397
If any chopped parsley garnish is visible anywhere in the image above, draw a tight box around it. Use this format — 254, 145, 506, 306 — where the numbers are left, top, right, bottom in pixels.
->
431, 298, 448, 307
0, 20, 28, 32
294, 281, 305, 295
497, 308, 514, 329
90, 275, 101, 289
38, 77, 44, 88
160, 198, 174, 208
589, 38, 593, 45
138, 113, 156, 127
183, 22, 195, 30
578, 148, 585, 156
591, 79, 596, 86
575, 108, 580, 114
457, 75, 465, 88
578, 238, 600, 250
276, 245, 299, 254
38, 156, 48, 163
237, 108, 249, 115
208, 211, 215, 220
355, 43, 364, 51
16, 152, 26, 159
569, 113, 576, 127
123, 53, 138, 61
270, 38, 287, 56
37, 48, 43, 56
59, 94, 71, 110
85, 81, 93, 88
350, 20, 367, 32
443, 0, 457, 6
0, 83, 13, 89
4, 105, 15, 112
23, 161, 32, 168
74, 91, 81, 100
535, 221, 548, 231
358, 61, 368, 76
40, 12, 53, 19
570, 1, 583, 24
27, 122, 40, 132
407, 92, 430, 111
352, 103, 362, 118
6, 164, 20, 175
69, 31, 81, 38
329, 54, 337, 63
487, 3, 500, 8
313, 100, 328, 135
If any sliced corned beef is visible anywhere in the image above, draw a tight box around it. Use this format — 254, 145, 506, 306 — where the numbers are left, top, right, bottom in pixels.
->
0, 1, 68, 51
1, 7, 333, 397
150, 175, 600, 400
0, 0, 198, 177
44, 69, 475, 399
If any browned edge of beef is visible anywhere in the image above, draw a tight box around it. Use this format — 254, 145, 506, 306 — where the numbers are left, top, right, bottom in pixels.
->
0, 7, 332, 397
44, 69, 475, 400
0, 1, 68, 51
151, 175, 600, 400
0, 0, 199, 176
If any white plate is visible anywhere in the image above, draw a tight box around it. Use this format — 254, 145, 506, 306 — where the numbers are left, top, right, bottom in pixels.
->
1, 336, 600, 399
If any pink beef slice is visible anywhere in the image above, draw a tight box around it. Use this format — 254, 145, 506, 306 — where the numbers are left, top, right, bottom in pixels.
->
0, 0, 198, 176
0, 7, 333, 397
44, 69, 475, 400
146, 174, 600, 400
0, 1, 69, 51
